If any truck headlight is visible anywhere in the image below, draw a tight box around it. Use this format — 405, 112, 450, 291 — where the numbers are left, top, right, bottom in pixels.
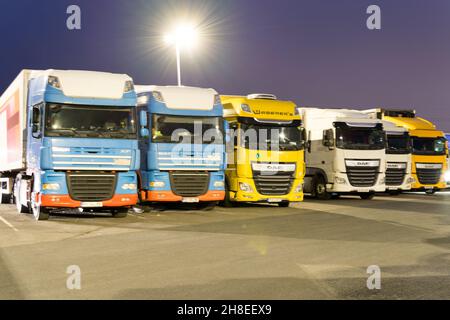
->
295, 184, 303, 193
124, 80, 134, 93
150, 181, 165, 188
152, 91, 164, 103
239, 182, 253, 192
241, 104, 252, 113
48, 76, 61, 89
445, 171, 450, 183
42, 183, 60, 191
213, 94, 221, 105
335, 177, 346, 184
122, 183, 137, 190
214, 181, 225, 188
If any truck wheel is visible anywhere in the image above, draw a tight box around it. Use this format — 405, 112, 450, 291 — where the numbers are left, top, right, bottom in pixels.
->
278, 201, 290, 207
360, 192, 375, 200
313, 176, 332, 200
31, 201, 49, 221
14, 176, 30, 214
112, 208, 128, 218
0, 189, 11, 204
425, 189, 436, 195
221, 185, 237, 208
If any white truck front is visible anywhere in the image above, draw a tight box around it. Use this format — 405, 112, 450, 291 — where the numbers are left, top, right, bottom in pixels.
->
300, 108, 386, 200
383, 120, 414, 193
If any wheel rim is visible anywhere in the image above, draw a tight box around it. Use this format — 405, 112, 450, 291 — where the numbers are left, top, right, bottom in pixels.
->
317, 184, 326, 195
14, 181, 21, 212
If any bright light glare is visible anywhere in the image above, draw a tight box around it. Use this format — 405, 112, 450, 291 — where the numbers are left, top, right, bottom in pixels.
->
164, 24, 198, 48
445, 170, 450, 183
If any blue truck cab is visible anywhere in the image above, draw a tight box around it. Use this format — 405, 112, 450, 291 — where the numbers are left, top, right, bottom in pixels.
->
136, 85, 226, 206
0, 69, 140, 220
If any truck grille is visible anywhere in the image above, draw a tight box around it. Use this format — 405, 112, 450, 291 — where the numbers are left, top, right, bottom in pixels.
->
385, 168, 406, 186
253, 172, 294, 196
346, 166, 379, 187
169, 172, 210, 197
67, 172, 117, 202
417, 169, 441, 185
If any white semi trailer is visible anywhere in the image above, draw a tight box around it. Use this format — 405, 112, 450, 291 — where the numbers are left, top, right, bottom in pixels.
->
298, 108, 386, 200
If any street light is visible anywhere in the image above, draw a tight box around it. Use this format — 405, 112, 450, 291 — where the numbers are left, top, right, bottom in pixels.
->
164, 24, 198, 86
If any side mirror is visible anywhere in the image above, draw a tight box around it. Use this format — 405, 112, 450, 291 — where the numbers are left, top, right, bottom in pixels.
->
140, 128, 149, 138
31, 106, 42, 138
323, 129, 335, 149
139, 110, 148, 127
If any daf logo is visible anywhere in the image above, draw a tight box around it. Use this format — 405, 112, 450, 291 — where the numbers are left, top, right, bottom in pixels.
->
357, 162, 369, 166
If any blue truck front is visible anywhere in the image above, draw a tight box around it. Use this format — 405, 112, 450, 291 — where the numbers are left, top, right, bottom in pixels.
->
136, 86, 226, 205
21, 70, 140, 219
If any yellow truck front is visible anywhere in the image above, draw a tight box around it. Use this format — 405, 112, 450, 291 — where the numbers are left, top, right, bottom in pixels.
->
221, 94, 305, 207
377, 109, 447, 194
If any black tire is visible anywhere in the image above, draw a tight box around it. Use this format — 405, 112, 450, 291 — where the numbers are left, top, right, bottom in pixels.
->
313, 175, 332, 200
112, 208, 128, 218
14, 176, 30, 214
278, 201, 290, 207
360, 192, 375, 200
0, 189, 11, 204
331, 194, 341, 200
425, 189, 436, 195
221, 184, 237, 208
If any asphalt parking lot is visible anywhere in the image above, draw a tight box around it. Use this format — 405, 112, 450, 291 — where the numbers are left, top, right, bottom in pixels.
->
1, 192, 450, 300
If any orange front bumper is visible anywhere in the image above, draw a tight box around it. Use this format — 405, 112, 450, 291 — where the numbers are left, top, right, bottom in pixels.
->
142, 190, 225, 202
40, 194, 138, 208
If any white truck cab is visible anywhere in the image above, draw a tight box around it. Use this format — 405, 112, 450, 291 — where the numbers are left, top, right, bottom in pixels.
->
299, 108, 386, 200
381, 120, 414, 193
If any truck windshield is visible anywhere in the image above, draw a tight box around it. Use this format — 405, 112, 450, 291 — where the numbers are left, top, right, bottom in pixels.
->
386, 133, 411, 154
152, 114, 224, 144
240, 123, 304, 151
411, 137, 446, 156
335, 123, 385, 150
45, 103, 137, 139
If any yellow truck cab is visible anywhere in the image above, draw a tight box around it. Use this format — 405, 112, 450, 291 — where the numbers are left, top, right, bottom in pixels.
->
374, 109, 447, 194
221, 94, 305, 207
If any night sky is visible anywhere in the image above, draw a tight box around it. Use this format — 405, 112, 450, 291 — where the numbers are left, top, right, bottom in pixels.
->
1, 0, 449, 131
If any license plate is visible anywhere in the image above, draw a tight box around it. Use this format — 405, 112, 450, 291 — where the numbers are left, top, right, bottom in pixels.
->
182, 197, 199, 203
357, 189, 368, 193
81, 202, 103, 208
425, 186, 433, 190
268, 198, 282, 203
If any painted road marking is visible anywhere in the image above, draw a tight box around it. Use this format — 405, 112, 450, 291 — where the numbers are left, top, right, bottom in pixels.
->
0, 216, 19, 232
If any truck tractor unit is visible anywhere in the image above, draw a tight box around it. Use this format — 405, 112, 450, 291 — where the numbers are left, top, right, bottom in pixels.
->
369, 109, 447, 194
364, 110, 414, 194
221, 94, 305, 207
298, 108, 386, 200
0, 70, 140, 220
136, 85, 226, 208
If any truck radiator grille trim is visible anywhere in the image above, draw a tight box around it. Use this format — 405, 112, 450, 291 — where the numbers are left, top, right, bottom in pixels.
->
416, 169, 442, 185
66, 173, 117, 202
252, 171, 294, 196
169, 172, 210, 197
385, 168, 406, 186
346, 166, 379, 187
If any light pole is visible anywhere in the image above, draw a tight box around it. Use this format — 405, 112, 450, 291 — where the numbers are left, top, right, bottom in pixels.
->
164, 24, 198, 86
